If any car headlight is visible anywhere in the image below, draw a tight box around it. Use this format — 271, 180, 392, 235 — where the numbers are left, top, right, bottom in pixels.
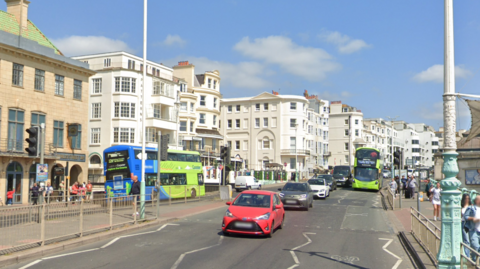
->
254, 212, 270, 220
279, 193, 284, 197
318, 189, 325, 193
299, 194, 307, 199
225, 209, 234, 218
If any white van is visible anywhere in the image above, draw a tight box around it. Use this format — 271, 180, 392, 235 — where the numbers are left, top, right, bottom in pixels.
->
234, 176, 261, 192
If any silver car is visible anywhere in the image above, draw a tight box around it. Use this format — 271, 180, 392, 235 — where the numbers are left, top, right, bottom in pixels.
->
278, 182, 315, 211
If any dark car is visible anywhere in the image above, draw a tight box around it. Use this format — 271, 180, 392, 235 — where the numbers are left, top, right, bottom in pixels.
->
317, 175, 337, 191
278, 182, 315, 211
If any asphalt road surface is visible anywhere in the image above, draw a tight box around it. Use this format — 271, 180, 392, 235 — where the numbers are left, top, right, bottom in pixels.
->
11, 186, 413, 269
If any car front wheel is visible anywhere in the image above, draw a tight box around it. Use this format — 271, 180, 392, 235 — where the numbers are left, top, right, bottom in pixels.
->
279, 215, 284, 229
268, 221, 275, 238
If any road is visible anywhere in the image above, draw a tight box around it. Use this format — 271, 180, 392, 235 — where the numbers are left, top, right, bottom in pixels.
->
11, 185, 413, 269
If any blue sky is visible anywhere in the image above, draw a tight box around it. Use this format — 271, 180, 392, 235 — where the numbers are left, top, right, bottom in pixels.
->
5, 0, 480, 130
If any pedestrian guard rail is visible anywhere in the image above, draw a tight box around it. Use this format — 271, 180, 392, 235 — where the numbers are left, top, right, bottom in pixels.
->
461, 242, 480, 268
410, 207, 441, 266
386, 187, 395, 210
0, 187, 202, 255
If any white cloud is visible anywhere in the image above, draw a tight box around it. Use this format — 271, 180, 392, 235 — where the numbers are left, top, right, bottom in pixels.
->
310, 90, 352, 101
233, 36, 341, 81
162, 35, 186, 47
319, 31, 371, 54
165, 56, 272, 90
413, 64, 472, 83
51, 36, 135, 56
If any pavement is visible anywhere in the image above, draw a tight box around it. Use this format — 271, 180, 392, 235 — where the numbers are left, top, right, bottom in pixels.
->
4, 184, 414, 269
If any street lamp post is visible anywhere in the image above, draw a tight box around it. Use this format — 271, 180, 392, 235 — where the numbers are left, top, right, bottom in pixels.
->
437, 0, 462, 268
139, 0, 147, 220
295, 124, 299, 182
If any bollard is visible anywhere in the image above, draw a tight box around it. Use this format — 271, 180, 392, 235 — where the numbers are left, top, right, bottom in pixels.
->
109, 197, 113, 230
80, 199, 84, 237
134, 196, 137, 224
40, 204, 45, 246
399, 183, 402, 209
156, 190, 160, 219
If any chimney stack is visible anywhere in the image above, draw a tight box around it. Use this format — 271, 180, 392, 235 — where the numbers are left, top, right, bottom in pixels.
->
6, 0, 30, 29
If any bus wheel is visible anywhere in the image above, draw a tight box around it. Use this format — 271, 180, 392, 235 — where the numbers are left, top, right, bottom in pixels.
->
191, 189, 197, 199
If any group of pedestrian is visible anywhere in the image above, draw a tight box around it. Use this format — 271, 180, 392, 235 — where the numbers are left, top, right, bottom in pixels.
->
462, 194, 480, 260
70, 181, 93, 202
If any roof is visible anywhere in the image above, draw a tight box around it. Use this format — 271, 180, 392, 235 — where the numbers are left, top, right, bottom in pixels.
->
195, 128, 222, 136
195, 74, 204, 87
0, 10, 62, 55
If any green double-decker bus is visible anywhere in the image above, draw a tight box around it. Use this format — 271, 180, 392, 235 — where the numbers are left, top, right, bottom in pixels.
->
352, 147, 383, 191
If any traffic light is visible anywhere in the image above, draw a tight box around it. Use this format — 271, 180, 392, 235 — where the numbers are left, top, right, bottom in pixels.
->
25, 126, 40, 157
220, 146, 227, 160
160, 134, 169, 161
393, 150, 400, 166
225, 146, 231, 166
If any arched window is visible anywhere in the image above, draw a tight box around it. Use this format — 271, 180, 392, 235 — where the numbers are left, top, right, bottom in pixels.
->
90, 155, 101, 164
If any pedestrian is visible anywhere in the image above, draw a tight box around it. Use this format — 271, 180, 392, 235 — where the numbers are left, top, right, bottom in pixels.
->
389, 178, 397, 198
461, 193, 472, 258
401, 175, 408, 191
59, 180, 65, 201
31, 183, 40, 205
425, 178, 433, 201
291, 173, 296, 182
6, 188, 15, 206
70, 182, 79, 203
78, 182, 86, 201
395, 176, 401, 195
408, 176, 417, 199
45, 182, 53, 203
465, 196, 480, 261
129, 175, 141, 216
430, 181, 441, 221
86, 180, 93, 201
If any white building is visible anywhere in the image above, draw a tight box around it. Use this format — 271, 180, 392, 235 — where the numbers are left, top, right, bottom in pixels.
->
328, 101, 364, 168
72, 52, 182, 180
220, 91, 330, 180
362, 118, 397, 168
393, 121, 437, 168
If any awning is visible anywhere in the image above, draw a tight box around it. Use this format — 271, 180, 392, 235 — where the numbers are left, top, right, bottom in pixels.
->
466, 100, 480, 143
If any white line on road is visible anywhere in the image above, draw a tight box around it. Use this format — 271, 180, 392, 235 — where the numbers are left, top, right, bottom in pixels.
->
379, 238, 403, 269
43, 248, 99, 259
171, 236, 224, 269
100, 223, 179, 248
18, 260, 41, 269
287, 232, 316, 269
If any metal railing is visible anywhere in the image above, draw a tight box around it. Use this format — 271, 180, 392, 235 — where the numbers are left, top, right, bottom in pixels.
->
386, 188, 395, 210
0, 187, 202, 255
461, 242, 480, 268
280, 149, 311, 155
410, 207, 441, 265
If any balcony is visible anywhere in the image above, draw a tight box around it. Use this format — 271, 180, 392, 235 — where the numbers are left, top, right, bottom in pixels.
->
0, 139, 57, 158
281, 149, 311, 156
323, 151, 331, 157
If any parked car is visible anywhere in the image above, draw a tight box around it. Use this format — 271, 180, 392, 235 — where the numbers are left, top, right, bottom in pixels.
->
235, 176, 261, 192
222, 190, 284, 237
316, 175, 337, 191
382, 171, 392, 179
307, 178, 329, 198
278, 182, 315, 211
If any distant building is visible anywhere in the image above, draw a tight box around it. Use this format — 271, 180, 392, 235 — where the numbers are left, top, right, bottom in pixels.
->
363, 118, 397, 168
393, 121, 437, 168
0, 0, 95, 204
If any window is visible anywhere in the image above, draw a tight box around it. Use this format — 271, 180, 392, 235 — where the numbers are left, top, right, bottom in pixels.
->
263, 139, 270, 149
31, 112, 46, 127
53, 120, 64, 147
227, 105, 232, 113
92, 78, 102, 94
70, 124, 82, 149
152, 104, 161, 118
255, 118, 260, 128
355, 129, 359, 136
153, 81, 161, 95
290, 119, 297, 128
412, 140, 419, 145
12, 63, 23, 87
114, 102, 135, 118
190, 122, 194, 132
55, 75, 64, 96
345, 143, 349, 151
213, 98, 217, 108
290, 158, 296, 169
371, 126, 374, 131
235, 140, 240, 150
432, 141, 439, 146
290, 137, 296, 149
345, 119, 349, 125
90, 128, 100, 144
113, 128, 135, 143
34, 69, 45, 91
243, 141, 248, 150
345, 129, 349, 136
236, 119, 240, 129
200, 96, 206, 106
90, 155, 101, 164
227, 120, 232, 129
104, 58, 111, 67
214, 80, 217, 89
144, 128, 157, 143
323, 131, 328, 140
180, 121, 187, 132
264, 103, 268, 111
180, 102, 187, 111
208, 78, 212, 88
243, 119, 248, 129
213, 115, 217, 126
263, 118, 268, 127
7, 110, 24, 151
190, 103, 194, 112
272, 118, 277, 128
412, 148, 420, 153
355, 119, 359, 125
199, 113, 206, 124
114, 77, 136, 93
290, 102, 296, 110
345, 155, 349, 163
128, 59, 135, 69
73, 79, 82, 100
236, 105, 241, 112
255, 103, 260, 111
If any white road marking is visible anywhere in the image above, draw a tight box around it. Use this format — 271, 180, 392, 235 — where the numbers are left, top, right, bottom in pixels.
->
18, 223, 179, 269
379, 238, 403, 269
287, 232, 316, 269
171, 236, 224, 269
345, 213, 368, 217
331, 255, 360, 264
338, 193, 349, 204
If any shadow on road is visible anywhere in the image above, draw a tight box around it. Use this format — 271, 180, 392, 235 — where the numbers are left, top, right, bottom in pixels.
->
287, 249, 369, 269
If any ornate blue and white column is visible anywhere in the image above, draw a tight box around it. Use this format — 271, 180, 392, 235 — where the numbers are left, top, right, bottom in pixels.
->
437, 0, 462, 268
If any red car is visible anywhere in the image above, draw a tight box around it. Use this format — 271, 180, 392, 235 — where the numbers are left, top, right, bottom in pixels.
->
222, 190, 285, 237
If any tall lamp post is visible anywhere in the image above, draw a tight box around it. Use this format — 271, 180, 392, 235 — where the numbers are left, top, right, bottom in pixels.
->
437, 0, 461, 267
295, 124, 299, 182
139, 0, 147, 220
